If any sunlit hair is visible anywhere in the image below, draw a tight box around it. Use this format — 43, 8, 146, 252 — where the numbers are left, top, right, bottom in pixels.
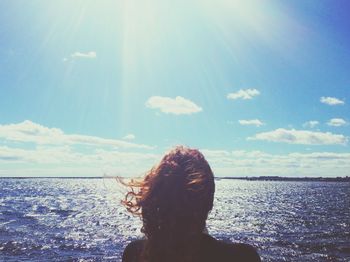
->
120, 146, 215, 262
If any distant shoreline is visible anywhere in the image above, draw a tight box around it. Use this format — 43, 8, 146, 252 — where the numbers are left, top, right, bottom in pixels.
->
1, 176, 349, 182
218, 176, 350, 182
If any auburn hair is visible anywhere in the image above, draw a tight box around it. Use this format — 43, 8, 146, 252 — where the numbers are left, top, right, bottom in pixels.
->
121, 146, 215, 262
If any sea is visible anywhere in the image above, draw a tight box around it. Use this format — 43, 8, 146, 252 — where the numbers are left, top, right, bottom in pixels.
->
0, 178, 349, 261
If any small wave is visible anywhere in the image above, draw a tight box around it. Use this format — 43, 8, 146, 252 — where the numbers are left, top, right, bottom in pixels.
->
58, 243, 90, 251
0, 241, 43, 255
50, 209, 75, 217
0, 219, 16, 226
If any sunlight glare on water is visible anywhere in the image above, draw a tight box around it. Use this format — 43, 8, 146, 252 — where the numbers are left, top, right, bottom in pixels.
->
0, 178, 349, 261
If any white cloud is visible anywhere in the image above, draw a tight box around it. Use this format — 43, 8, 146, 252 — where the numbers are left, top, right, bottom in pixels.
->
202, 149, 350, 177
303, 120, 319, 128
0, 120, 159, 177
71, 51, 97, 59
1, 120, 349, 178
227, 89, 260, 100
248, 128, 348, 145
123, 134, 136, 140
238, 119, 264, 127
0, 120, 152, 149
327, 118, 347, 127
1, 122, 350, 177
3, 142, 349, 177
0, 145, 160, 177
63, 51, 97, 62
0, 145, 80, 164
145, 96, 202, 115
320, 96, 344, 105
201, 149, 231, 159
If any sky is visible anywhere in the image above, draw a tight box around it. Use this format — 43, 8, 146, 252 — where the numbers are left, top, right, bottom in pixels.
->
0, 0, 349, 177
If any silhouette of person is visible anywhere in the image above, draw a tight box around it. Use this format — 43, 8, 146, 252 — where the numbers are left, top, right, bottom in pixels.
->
121, 146, 261, 262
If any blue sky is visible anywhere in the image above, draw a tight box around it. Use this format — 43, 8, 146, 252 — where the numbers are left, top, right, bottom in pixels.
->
0, 0, 349, 177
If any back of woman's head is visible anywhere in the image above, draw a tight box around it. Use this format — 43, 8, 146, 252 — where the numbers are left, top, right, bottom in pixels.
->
122, 146, 215, 262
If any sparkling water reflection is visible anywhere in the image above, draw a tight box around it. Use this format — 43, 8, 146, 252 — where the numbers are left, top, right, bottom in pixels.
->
0, 178, 349, 261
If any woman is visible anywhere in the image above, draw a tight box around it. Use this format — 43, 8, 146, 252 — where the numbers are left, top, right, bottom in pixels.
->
121, 146, 260, 262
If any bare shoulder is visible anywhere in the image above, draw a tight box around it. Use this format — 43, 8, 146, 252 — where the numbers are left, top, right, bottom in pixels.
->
122, 239, 145, 262
229, 243, 261, 262
201, 234, 261, 262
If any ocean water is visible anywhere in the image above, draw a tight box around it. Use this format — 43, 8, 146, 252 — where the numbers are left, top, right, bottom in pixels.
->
0, 178, 349, 261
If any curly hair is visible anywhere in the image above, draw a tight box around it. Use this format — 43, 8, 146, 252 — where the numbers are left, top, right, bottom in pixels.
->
121, 146, 215, 262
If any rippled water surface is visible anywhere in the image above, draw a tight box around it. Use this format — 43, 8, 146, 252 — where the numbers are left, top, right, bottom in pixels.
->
0, 178, 349, 261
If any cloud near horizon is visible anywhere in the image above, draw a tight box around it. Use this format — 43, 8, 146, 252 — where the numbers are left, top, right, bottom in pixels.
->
201, 149, 350, 177
320, 96, 345, 105
1, 141, 349, 177
1, 121, 349, 177
0, 120, 152, 149
227, 89, 260, 100
0, 120, 157, 177
0, 145, 159, 177
145, 96, 202, 115
248, 128, 348, 145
